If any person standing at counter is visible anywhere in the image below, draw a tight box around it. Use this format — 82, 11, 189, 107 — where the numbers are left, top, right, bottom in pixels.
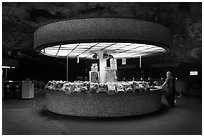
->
148, 76, 154, 86
162, 71, 176, 108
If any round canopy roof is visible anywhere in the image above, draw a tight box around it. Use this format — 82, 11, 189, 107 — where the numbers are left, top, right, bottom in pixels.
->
34, 18, 172, 59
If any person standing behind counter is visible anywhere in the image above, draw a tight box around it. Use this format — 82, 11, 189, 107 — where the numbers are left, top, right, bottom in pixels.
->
162, 71, 176, 108
147, 76, 154, 86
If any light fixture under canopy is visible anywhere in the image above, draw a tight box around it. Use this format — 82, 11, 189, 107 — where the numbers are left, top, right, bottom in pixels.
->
39, 43, 166, 58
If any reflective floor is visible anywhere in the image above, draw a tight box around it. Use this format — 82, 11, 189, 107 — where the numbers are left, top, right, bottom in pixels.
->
2, 90, 202, 135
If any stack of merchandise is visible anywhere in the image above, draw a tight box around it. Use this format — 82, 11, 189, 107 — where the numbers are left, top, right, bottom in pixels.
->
45, 80, 151, 94
106, 82, 116, 94
97, 84, 108, 93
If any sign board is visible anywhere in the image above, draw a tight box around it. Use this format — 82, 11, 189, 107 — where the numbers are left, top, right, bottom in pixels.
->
77, 56, 79, 63
91, 63, 98, 72
122, 58, 126, 65
89, 71, 99, 83
105, 69, 117, 82
190, 71, 198, 75
110, 58, 117, 70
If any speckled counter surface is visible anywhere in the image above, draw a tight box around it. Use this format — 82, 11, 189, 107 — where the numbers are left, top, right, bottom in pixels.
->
45, 89, 162, 117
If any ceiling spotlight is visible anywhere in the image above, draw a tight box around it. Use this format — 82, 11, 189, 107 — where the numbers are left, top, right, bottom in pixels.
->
109, 54, 113, 59
92, 54, 98, 59
103, 53, 109, 59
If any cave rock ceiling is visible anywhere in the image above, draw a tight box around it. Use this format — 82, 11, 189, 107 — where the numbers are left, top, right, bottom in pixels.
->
2, 2, 202, 64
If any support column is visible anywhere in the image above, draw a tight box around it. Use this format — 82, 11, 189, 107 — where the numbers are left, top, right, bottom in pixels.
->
99, 58, 106, 84
139, 55, 142, 68
66, 56, 68, 81
96, 51, 107, 84
5, 68, 8, 77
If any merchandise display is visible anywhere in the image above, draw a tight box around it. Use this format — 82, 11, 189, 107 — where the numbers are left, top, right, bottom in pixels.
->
45, 80, 159, 94
45, 82, 162, 117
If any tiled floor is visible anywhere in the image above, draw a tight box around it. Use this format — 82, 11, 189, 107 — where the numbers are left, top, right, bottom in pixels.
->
2, 90, 202, 135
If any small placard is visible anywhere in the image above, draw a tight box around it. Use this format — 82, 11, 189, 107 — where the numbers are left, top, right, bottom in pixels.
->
89, 71, 99, 83
110, 58, 117, 70
91, 63, 98, 72
77, 56, 79, 63
190, 71, 198, 75
122, 58, 126, 65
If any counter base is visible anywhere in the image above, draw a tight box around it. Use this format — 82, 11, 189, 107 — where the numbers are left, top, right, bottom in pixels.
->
45, 90, 162, 117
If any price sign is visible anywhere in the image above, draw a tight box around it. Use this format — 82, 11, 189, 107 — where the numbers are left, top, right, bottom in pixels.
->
110, 58, 117, 70
122, 58, 126, 65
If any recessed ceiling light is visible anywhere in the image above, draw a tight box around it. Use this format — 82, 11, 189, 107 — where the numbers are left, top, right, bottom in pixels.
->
40, 42, 166, 58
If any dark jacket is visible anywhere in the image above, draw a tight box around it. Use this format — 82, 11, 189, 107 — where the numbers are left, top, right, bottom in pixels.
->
165, 76, 176, 94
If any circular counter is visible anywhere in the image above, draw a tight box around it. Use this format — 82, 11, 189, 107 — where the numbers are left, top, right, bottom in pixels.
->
45, 89, 162, 117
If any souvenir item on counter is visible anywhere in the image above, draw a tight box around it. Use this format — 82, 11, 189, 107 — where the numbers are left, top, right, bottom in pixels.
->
83, 81, 90, 91
69, 83, 75, 93
97, 84, 107, 93
73, 86, 81, 93
106, 82, 116, 94
115, 82, 125, 93
132, 81, 139, 92
46, 81, 57, 90
73, 82, 83, 93
62, 83, 72, 94
76, 82, 87, 93
55, 81, 64, 91
124, 83, 133, 92
89, 83, 98, 93
139, 83, 145, 92
45, 81, 53, 90
45, 80, 154, 94
80, 86, 88, 93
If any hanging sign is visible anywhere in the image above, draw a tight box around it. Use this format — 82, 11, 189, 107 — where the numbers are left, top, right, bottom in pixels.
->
190, 71, 198, 75
77, 56, 79, 63
122, 58, 126, 65
66, 56, 69, 81
139, 56, 142, 68
89, 71, 99, 83
91, 63, 98, 72
110, 58, 117, 70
